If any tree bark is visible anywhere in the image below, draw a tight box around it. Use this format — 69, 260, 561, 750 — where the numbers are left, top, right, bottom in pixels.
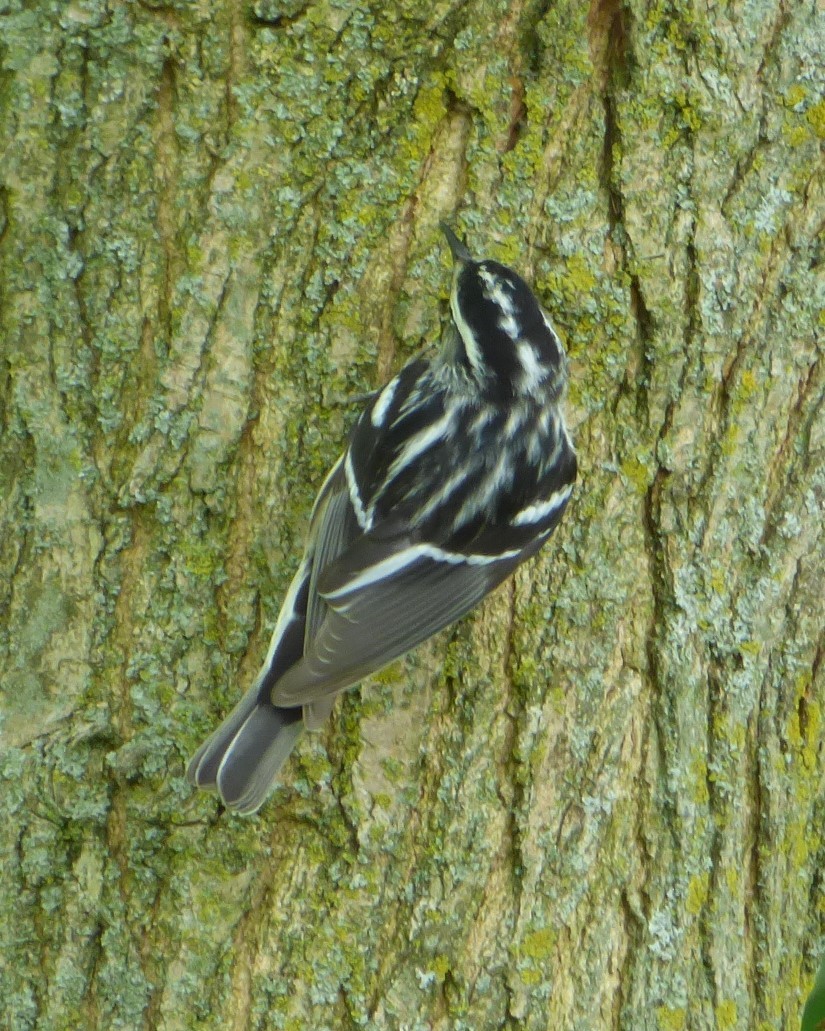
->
1, 0, 822, 1029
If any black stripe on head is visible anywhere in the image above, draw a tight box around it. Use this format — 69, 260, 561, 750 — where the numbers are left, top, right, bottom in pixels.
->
452, 260, 562, 397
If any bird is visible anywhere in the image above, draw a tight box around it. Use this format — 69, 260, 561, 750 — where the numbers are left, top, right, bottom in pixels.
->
186, 222, 577, 814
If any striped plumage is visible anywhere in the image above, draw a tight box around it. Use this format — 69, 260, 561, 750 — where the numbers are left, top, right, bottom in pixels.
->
187, 224, 577, 814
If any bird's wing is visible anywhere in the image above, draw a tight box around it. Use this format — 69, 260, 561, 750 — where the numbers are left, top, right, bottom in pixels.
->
303, 456, 362, 643
249, 454, 358, 706
270, 536, 524, 706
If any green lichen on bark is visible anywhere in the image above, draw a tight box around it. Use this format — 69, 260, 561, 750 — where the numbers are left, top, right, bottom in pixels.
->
1, 0, 823, 1028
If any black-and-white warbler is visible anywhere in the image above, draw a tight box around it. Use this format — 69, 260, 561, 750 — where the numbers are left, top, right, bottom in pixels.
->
187, 224, 577, 814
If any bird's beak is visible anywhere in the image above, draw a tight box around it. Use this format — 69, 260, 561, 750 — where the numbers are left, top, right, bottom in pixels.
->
440, 222, 473, 264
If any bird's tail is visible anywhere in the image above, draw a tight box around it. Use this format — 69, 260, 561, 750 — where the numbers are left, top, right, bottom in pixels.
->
186, 684, 304, 815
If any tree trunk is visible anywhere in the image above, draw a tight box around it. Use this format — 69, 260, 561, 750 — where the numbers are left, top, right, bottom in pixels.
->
1, 0, 822, 1028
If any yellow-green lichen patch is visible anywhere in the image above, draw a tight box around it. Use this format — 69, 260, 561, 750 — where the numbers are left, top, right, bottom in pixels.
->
685, 872, 709, 917
656, 1006, 686, 1031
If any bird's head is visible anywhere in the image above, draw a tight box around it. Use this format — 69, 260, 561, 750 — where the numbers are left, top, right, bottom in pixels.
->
440, 222, 565, 402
